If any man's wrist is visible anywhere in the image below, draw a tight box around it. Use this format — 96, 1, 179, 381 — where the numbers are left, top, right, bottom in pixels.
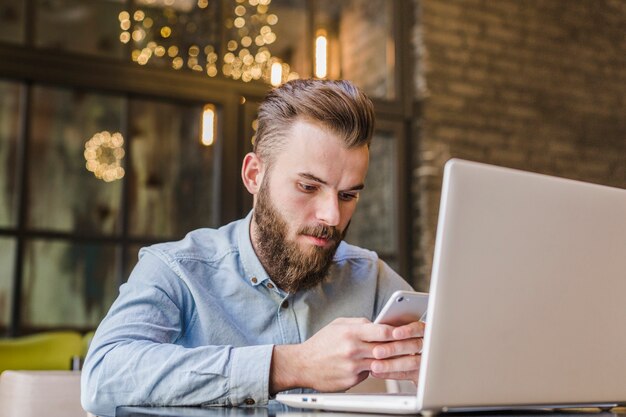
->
269, 344, 305, 394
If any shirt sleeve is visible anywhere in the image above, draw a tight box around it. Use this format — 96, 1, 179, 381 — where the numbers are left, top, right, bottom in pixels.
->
80, 250, 274, 417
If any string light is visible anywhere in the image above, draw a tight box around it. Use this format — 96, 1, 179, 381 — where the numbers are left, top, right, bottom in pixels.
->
84, 131, 125, 182
118, 0, 299, 86
222, 0, 298, 84
119, 1, 220, 77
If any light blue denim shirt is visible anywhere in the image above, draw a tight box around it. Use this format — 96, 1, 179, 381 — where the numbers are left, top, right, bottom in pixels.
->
81, 211, 412, 417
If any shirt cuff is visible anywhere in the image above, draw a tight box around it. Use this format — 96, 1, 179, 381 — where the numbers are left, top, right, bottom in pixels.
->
229, 344, 274, 406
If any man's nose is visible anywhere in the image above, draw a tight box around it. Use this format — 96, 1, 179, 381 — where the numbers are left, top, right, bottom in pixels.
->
316, 192, 341, 227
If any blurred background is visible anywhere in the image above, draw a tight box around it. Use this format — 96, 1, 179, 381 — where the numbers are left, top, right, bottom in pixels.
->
0, 0, 624, 336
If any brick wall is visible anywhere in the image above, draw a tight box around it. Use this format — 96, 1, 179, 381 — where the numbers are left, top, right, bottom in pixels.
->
411, 0, 626, 289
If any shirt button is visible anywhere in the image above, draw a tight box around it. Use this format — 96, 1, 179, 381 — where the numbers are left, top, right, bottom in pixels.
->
251, 277, 258, 284
244, 398, 255, 405
281, 300, 289, 309
267, 283, 274, 289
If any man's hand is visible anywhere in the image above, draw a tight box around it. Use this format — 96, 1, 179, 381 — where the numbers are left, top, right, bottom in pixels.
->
270, 317, 397, 393
269, 318, 425, 394
370, 321, 425, 383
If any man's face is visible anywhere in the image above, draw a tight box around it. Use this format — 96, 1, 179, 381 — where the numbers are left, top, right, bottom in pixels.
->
250, 120, 369, 293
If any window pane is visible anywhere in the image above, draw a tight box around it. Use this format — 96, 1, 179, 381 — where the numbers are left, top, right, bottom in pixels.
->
35, 0, 125, 59
129, 99, 218, 239
21, 240, 119, 329
0, 238, 16, 329
346, 129, 398, 256
313, 0, 396, 100
0, 1, 25, 44
28, 86, 124, 235
0, 80, 22, 228
124, 244, 143, 281
272, 0, 310, 78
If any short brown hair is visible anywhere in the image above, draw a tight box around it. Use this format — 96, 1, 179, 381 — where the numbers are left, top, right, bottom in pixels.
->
253, 79, 375, 166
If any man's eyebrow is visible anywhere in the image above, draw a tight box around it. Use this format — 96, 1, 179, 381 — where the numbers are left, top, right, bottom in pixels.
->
298, 172, 365, 191
299, 172, 327, 184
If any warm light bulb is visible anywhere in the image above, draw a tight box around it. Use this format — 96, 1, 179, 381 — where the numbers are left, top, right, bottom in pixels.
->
201, 104, 216, 146
315, 33, 328, 79
270, 62, 282, 86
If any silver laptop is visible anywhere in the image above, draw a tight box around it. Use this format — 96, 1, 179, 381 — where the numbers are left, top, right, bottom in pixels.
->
277, 158, 626, 415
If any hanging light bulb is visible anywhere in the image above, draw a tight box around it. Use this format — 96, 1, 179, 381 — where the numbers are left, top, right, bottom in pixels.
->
270, 61, 283, 86
315, 30, 328, 79
201, 104, 216, 146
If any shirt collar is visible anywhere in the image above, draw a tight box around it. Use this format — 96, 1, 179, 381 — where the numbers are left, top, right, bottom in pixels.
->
237, 210, 272, 287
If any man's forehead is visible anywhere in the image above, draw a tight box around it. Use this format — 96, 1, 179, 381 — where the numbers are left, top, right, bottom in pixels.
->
260, 119, 369, 183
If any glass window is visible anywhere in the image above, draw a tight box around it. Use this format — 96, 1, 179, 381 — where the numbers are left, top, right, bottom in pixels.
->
128, 98, 219, 239
27, 86, 124, 235
21, 239, 119, 329
0, 238, 16, 329
312, 0, 396, 100
346, 129, 398, 262
35, 0, 126, 59
0, 1, 25, 44
0, 80, 22, 229
269, 0, 309, 78
124, 244, 144, 281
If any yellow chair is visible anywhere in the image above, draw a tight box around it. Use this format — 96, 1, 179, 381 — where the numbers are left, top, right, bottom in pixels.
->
0, 331, 83, 373
81, 331, 95, 358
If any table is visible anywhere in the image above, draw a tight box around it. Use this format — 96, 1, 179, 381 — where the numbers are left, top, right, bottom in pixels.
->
117, 402, 626, 417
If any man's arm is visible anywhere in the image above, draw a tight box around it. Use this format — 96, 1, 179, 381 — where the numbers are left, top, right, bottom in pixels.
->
81, 253, 273, 417
269, 318, 425, 393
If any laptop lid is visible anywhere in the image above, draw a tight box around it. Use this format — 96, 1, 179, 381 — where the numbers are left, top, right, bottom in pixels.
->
418, 159, 626, 412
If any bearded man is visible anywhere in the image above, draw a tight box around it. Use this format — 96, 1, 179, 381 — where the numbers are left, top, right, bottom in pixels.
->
82, 79, 424, 417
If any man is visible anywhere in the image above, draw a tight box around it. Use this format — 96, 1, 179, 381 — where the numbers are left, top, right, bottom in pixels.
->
81, 79, 424, 417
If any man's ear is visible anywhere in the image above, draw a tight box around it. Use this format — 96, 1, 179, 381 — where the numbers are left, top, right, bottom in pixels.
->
241, 152, 265, 195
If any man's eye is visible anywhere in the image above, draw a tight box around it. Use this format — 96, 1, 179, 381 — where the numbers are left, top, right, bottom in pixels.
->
339, 192, 358, 202
298, 183, 317, 192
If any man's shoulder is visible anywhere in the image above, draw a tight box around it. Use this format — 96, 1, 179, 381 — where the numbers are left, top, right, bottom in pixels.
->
142, 218, 242, 265
332, 241, 402, 281
333, 241, 379, 262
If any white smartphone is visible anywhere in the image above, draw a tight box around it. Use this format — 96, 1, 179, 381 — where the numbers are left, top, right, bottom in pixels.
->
374, 290, 429, 326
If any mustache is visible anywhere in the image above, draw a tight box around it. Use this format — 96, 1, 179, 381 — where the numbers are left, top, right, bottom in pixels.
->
298, 224, 341, 242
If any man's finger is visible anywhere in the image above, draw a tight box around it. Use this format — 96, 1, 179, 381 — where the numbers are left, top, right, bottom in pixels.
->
392, 321, 425, 340
370, 353, 422, 374
372, 338, 423, 359
354, 323, 397, 343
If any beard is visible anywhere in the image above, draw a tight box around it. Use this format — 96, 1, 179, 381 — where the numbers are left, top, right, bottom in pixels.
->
253, 181, 347, 294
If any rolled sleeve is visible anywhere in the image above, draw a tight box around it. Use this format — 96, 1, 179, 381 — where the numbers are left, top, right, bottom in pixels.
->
228, 344, 274, 406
